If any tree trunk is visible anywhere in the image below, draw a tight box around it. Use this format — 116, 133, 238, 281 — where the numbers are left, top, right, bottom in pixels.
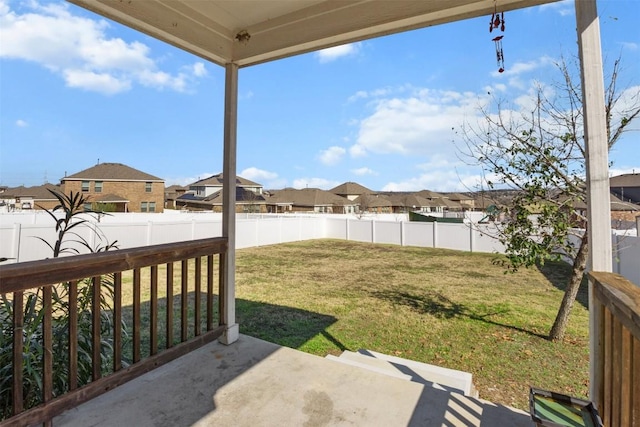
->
548, 231, 589, 341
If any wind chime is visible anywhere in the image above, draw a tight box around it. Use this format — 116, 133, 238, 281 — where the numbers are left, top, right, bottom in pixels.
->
489, 1, 506, 73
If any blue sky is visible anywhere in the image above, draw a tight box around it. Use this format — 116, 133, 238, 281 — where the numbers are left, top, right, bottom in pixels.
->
1, 0, 639, 192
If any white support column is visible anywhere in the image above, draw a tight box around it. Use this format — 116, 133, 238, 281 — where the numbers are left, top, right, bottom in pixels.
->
575, 0, 611, 405
220, 62, 239, 345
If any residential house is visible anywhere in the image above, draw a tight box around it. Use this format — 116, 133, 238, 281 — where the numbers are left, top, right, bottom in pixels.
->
165, 185, 188, 209
353, 193, 393, 214
0, 183, 61, 211
610, 173, 640, 205
329, 182, 373, 201
444, 192, 475, 210
176, 173, 266, 213
266, 188, 356, 214
380, 192, 436, 214
62, 163, 164, 213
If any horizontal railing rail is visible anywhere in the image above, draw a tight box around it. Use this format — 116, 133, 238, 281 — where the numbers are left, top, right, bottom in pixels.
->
0, 237, 227, 426
590, 271, 640, 427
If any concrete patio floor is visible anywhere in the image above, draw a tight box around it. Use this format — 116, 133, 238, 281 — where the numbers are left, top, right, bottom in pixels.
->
55, 334, 533, 427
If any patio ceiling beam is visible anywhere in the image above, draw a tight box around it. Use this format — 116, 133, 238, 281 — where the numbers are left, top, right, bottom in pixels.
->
575, 0, 611, 407
68, 0, 561, 68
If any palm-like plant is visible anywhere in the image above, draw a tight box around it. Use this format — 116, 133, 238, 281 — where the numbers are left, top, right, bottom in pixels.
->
1, 190, 126, 420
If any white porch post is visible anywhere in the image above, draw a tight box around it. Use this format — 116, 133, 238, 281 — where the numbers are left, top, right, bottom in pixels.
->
220, 62, 240, 345
575, 0, 611, 405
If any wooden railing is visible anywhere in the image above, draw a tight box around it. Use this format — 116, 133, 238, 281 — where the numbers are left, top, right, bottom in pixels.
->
590, 271, 640, 427
0, 237, 227, 426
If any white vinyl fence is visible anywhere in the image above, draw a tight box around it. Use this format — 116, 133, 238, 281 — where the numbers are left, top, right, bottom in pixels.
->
1, 212, 638, 285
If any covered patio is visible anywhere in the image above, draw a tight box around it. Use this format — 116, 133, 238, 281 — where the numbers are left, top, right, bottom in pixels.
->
1, 0, 638, 425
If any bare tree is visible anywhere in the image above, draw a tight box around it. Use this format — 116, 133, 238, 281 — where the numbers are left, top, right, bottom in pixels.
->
459, 56, 640, 341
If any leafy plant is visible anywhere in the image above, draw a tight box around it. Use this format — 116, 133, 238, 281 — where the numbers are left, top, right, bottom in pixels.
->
0, 190, 126, 420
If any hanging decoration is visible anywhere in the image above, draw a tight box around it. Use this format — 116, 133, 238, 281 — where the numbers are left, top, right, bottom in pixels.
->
492, 35, 505, 73
489, 1, 506, 73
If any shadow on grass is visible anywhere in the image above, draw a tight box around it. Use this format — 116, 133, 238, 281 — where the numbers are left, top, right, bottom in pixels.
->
118, 292, 341, 361
371, 289, 548, 339
537, 261, 589, 310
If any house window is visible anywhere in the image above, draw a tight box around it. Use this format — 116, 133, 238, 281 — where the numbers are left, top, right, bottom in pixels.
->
141, 202, 148, 212
94, 181, 103, 193
83, 203, 92, 211
81, 181, 90, 192
148, 202, 156, 213
145, 182, 152, 193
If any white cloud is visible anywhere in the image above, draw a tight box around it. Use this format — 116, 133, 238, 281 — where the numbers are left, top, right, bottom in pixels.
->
318, 146, 346, 165
240, 167, 278, 181
619, 42, 638, 51
381, 168, 494, 193
354, 88, 488, 157
0, 1, 206, 94
351, 167, 377, 176
292, 177, 340, 190
316, 43, 361, 63
15, 119, 28, 127
538, 0, 573, 16
491, 56, 553, 78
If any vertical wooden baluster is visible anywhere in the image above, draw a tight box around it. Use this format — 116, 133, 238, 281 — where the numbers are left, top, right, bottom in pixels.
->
133, 268, 141, 363
166, 262, 174, 348
43, 285, 53, 427
194, 257, 201, 336
207, 255, 214, 331
68, 281, 78, 390
620, 327, 632, 426
632, 338, 640, 425
181, 260, 188, 342
603, 308, 612, 426
218, 253, 225, 327
12, 291, 24, 416
113, 273, 122, 372
91, 276, 101, 381
612, 319, 622, 427
150, 265, 158, 355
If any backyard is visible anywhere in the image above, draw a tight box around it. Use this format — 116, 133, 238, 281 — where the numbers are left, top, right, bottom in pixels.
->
233, 239, 590, 411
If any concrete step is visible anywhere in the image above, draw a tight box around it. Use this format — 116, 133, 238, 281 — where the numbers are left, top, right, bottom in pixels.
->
324, 354, 413, 381
356, 349, 478, 398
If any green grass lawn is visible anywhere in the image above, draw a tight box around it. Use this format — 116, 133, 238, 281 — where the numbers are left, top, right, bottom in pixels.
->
233, 239, 589, 411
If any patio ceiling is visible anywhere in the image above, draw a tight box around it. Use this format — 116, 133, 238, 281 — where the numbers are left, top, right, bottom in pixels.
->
68, 0, 560, 67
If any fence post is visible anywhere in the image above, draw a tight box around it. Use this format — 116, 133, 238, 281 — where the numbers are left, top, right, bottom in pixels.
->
12, 223, 22, 263
470, 223, 475, 252
146, 221, 153, 246
346, 218, 350, 241
400, 221, 404, 247
371, 219, 376, 244
433, 221, 438, 248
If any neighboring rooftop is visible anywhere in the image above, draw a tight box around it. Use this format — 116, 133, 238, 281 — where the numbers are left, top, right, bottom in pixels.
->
64, 163, 163, 182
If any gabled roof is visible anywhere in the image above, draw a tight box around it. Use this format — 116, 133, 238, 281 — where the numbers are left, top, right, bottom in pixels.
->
64, 163, 163, 182
415, 190, 442, 199
354, 193, 392, 208
329, 182, 373, 196
0, 183, 61, 200
267, 188, 353, 207
382, 193, 434, 208
610, 173, 640, 187
189, 173, 261, 188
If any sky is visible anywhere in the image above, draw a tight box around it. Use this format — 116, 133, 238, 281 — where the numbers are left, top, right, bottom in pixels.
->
1, 0, 639, 192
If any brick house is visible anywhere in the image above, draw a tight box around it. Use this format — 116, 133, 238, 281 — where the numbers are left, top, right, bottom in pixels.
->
62, 163, 165, 213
